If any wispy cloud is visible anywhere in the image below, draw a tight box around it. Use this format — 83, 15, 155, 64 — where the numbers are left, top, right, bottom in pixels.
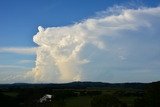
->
18, 60, 34, 64
0, 64, 30, 69
0, 47, 37, 55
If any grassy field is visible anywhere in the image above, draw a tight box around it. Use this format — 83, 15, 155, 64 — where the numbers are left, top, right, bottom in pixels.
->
1, 88, 139, 107
1, 81, 159, 107
50, 88, 139, 107
65, 96, 91, 107
2, 92, 18, 97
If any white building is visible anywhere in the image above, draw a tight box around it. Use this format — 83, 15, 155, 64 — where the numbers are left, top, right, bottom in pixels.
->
39, 94, 52, 103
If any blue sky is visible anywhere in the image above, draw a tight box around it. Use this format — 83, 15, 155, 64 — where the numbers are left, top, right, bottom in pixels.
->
0, 0, 160, 83
0, 0, 159, 47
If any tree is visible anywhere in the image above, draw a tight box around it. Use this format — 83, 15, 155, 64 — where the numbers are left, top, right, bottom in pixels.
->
91, 94, 127, 107
134, 81, 160, 107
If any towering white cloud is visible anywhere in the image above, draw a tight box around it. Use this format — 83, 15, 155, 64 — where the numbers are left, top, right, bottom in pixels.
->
27, 6, 160, 83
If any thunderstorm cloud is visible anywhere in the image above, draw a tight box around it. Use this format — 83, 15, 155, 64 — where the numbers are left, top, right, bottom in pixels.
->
1, 6, 160, 83
25, 6, 160, 83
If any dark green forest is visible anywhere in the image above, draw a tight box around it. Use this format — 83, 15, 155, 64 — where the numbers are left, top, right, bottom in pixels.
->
0, 81, 159, 107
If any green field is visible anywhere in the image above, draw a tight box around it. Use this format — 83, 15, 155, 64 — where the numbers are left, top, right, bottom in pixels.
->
0, 81, 159, 107
50, 88, 140, 107
65, 96, 91, 107
2, 92, 18, 97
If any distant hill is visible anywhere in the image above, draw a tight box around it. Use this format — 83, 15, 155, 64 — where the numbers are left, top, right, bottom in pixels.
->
0, 81, 151, 89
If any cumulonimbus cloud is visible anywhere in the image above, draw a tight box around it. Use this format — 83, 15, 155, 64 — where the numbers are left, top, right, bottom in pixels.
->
26, 6, 160, 83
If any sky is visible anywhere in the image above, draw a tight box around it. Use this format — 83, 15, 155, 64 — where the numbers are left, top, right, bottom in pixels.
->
0, 0, 160, 83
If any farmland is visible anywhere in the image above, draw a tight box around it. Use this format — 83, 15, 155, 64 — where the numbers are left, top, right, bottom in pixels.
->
0, 81, 159, 107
